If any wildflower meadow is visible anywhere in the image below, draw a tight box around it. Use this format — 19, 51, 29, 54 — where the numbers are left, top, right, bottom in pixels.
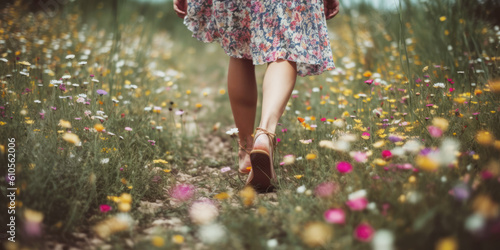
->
1, 0, 500, 249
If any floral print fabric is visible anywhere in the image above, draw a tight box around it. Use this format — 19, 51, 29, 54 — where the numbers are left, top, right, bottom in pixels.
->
183, 0, 335, 77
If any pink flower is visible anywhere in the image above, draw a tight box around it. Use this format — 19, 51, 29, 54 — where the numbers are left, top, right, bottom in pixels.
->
336, 162, 352, 173
354, 222, 374, 242
125, 127, 132, 131
324, 208, 345, 224
221, 167, 231, 173
346, 197, 368, 211
170, 184, 196, 201
381, 150, 392, 159
314, 182, 338, 198
99, 204, 112, 213
320, 117, 327, 122
427, 126, 443, 137
352, 151, 368, 163
23, 221, 42, 237
365, 79, 374, 85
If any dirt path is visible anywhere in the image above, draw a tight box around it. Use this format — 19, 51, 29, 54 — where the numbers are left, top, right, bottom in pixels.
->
38, 119, 277, 249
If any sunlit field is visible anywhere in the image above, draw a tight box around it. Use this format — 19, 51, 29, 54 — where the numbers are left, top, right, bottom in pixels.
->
1, 0, 500, 249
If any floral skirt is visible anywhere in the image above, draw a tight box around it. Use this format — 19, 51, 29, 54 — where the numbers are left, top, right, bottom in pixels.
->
183, 0, 336, 77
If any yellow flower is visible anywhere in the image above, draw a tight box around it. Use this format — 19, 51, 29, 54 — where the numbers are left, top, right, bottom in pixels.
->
432, 117, 449, 131
153, 159, 168, 164
239, 186, 256, 207
186, 90, 191, 95
172, 234, 184, 244
494, 141, 500, 151
306, 153, 317, 160
301, 222, 333, 247
107, 196, 120, 203
214, 192, 230, 200
476, 131, 494, 146
24, 208, 44, 223
453, 97, 466, 104
219, 89, 226, 95
119, 193, 132, 203
94, 123, 105, 132
472, 195, 499, 219
151, 236, 165, 247
439, 16, 447, 22
62, 133, 81, 146
118, 202, 131, 212
195, 103, 203, 108
58, 119, 72, 128
294, 175, 304, 179
398, 194, 406, 203
436, 237, 457, 250
258, 206, 268, 216
363, 71, 372, 77
489, 79, 500, 93
408, 176, 416, 183
163, 169, 171, 173
373, 158, 387, 167
415, 155, 439, 171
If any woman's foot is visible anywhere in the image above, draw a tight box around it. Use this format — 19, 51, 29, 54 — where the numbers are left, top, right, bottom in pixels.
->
246, 127, 277, 193
238, 143, 252, 174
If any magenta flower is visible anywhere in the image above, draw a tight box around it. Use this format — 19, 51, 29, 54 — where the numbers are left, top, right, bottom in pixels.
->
324, 208, 345, 224
320, 117, 327, 122
381, 150, 392, 159
427, 126, 443, 137
314, 182, 338, 198
346, 197, 368, 211
170, 184, 196, 201
99, 204, 112, 213
365, 79, 374, 85
336, 162, 353, 174
354, 222, 374, 242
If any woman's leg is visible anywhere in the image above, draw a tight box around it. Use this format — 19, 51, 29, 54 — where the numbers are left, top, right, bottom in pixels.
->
246, 58, 297, 192
227, 57, 257, 171
255, 59, 297, 148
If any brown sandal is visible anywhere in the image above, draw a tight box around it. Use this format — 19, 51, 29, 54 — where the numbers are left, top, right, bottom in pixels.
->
246, 127, 277, 193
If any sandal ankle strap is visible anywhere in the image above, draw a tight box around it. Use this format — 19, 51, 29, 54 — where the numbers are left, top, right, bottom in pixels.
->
238, 140, 252, 154
254, 127, 277, 148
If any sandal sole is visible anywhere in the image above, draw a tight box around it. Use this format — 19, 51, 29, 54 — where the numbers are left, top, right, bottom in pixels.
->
248, 149, 275, 193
